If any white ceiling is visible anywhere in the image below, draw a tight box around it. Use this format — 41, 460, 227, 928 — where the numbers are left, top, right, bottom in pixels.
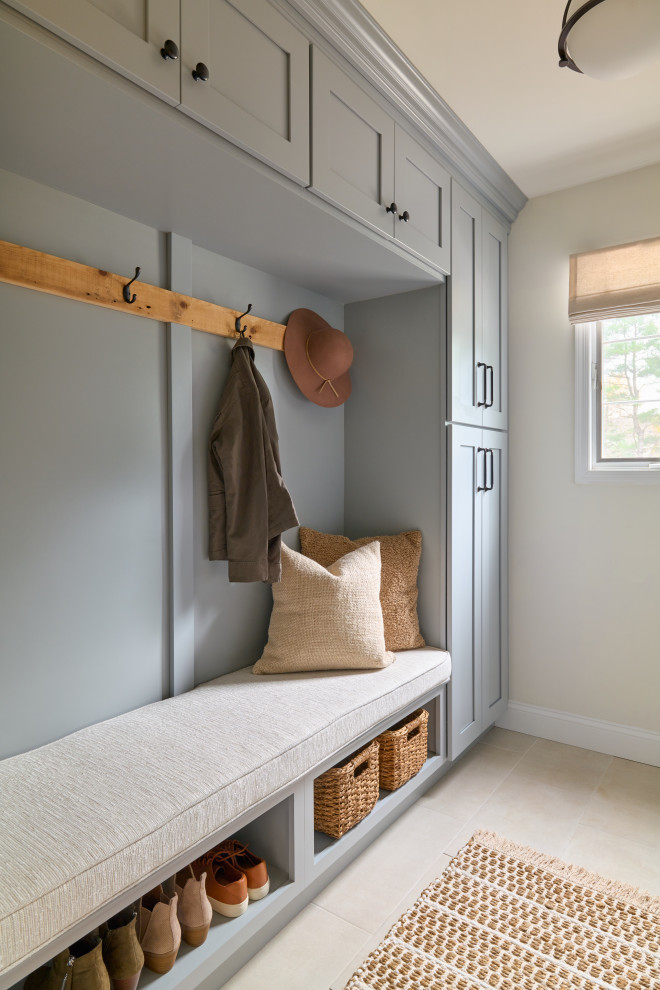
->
359, 0, 660, 198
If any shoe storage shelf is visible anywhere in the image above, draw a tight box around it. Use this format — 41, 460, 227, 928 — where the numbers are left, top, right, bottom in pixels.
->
138, 793, 304, 990
9, 685, 448, 990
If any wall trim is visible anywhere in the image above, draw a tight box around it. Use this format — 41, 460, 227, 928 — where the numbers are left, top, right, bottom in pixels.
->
497, 702, 660, 767
283, 0, 527, 224
167, 233, 195, 697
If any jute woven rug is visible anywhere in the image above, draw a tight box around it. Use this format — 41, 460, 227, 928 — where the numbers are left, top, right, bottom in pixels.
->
342, 830, 660, 990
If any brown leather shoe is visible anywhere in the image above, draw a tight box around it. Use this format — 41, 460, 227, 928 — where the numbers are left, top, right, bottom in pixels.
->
192, 850, 248, 918
212, 840, 270, 901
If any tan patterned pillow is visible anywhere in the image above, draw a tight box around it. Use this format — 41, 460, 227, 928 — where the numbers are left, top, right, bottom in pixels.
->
253, 542, 395, 674
300, 528, 425, 652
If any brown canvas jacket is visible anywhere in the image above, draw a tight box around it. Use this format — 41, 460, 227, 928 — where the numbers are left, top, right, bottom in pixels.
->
208, 339, 298, 582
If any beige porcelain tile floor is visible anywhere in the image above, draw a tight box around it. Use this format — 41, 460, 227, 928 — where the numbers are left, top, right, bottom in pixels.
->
222, 729, 660, 990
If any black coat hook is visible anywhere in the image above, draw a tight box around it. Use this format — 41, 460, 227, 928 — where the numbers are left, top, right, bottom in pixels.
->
123, 267, 141, 304
235, 304, 253, 337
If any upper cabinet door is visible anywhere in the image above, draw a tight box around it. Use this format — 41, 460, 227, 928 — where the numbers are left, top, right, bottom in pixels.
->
449, 180, 509, 429
449, 181, 483, 426
393, 127, 450, 274
310, 47, 395, 237
482, 210, 508, 430
181, 0, 310, 185
6, 0, 181, 104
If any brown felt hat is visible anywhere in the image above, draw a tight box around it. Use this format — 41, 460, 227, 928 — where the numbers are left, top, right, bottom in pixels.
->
284, 309, 353, 407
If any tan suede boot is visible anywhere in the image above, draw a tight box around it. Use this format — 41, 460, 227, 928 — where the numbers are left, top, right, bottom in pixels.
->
101, 907, 144, 990
175, 865, 213, 947
26, 937, 110, 990
139, 887, 181, 974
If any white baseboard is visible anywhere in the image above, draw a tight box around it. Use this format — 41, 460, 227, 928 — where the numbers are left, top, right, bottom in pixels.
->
497, 702, 660, 767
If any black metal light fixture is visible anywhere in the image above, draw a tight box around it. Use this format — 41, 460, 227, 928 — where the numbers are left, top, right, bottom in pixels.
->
558, 0, 660, 79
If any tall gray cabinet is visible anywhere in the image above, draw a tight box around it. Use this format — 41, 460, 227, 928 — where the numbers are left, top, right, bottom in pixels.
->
345, 179, 509, 764
447, 179, 509, 758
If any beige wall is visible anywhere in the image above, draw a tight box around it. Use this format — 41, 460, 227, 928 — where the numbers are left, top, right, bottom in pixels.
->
508, 164, 660, 734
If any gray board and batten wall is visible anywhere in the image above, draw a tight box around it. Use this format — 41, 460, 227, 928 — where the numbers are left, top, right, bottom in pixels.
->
344, 287, 447, 651
0, 169, 344, 758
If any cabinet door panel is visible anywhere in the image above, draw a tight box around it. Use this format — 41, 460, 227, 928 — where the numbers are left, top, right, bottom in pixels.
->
482, 210, 508, 430
394, 127, 450, 274
310, 47, 395, 237
448, 425, 483, 758
181, 0, 309, 184
481, 434, 508, 723
449, 181, 482, 426
6, 0, 181, 103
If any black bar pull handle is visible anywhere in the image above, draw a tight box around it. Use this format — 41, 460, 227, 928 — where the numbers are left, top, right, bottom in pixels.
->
477, 447, 487, 492
476, 362, 488, 407
487, 364, 495, 408
487, 448, 495, 491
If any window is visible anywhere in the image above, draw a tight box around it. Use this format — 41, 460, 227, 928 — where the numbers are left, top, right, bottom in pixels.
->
576, 316, 660, 481
571, 238, 660, 484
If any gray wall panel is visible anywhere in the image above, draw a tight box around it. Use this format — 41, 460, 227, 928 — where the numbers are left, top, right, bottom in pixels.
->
0, 287, 169, 758
0, 171, 170, 758
344, 286, 446, 649
191, 246, 344, 685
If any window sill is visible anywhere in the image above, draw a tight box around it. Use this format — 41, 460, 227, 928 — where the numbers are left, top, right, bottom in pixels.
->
575, 463, 660, 485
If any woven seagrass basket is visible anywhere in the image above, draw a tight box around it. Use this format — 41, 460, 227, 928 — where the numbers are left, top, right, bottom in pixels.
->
376, 707, 428, 790
313, 739, 380, 838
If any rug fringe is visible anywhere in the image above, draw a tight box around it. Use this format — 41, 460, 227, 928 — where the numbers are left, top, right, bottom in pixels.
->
469, 829, 660, 917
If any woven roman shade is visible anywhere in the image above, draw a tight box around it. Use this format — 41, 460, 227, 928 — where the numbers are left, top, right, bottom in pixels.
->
569, 236, 660, 324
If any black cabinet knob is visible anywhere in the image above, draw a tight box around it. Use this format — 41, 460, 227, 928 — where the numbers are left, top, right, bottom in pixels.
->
160, 39, 179, 61
398, 210, 410, 222
192, 62, 210, 82
385, 202, 398, 215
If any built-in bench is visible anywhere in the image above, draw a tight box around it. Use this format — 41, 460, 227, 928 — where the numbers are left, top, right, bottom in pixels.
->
0, 647, 451, 990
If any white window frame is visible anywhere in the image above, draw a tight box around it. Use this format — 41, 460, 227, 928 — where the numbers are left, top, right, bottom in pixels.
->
575, 321, 660, 484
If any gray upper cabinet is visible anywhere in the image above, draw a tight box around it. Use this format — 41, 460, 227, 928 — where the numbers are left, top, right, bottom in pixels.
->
449, 180, 508, 429
310, 47, 395, 238
481, 208, 508, 430
393, 127, 450, 273
180, 0, 310, 184
6, 0, 181, 104
8, 0, 309, 183
311, 48, 450, 273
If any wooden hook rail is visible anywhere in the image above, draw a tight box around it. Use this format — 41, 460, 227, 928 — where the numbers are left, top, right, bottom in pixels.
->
0, 240, 286, 351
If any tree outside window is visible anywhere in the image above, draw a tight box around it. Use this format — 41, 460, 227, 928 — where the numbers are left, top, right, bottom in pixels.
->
599, 313, 660, 461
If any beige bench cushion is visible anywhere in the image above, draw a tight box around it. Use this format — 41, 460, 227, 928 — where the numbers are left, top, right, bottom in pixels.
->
0, 648, 450, 978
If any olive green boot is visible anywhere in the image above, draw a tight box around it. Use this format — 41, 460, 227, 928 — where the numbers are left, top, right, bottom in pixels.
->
25, 937, 109, 990
101, 907, 144, 990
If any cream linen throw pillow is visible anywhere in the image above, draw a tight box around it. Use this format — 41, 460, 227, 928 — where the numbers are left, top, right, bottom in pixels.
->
253, 542, 395, 673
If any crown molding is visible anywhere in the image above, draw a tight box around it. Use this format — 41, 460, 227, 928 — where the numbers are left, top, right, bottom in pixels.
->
285, 0, 527, 224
